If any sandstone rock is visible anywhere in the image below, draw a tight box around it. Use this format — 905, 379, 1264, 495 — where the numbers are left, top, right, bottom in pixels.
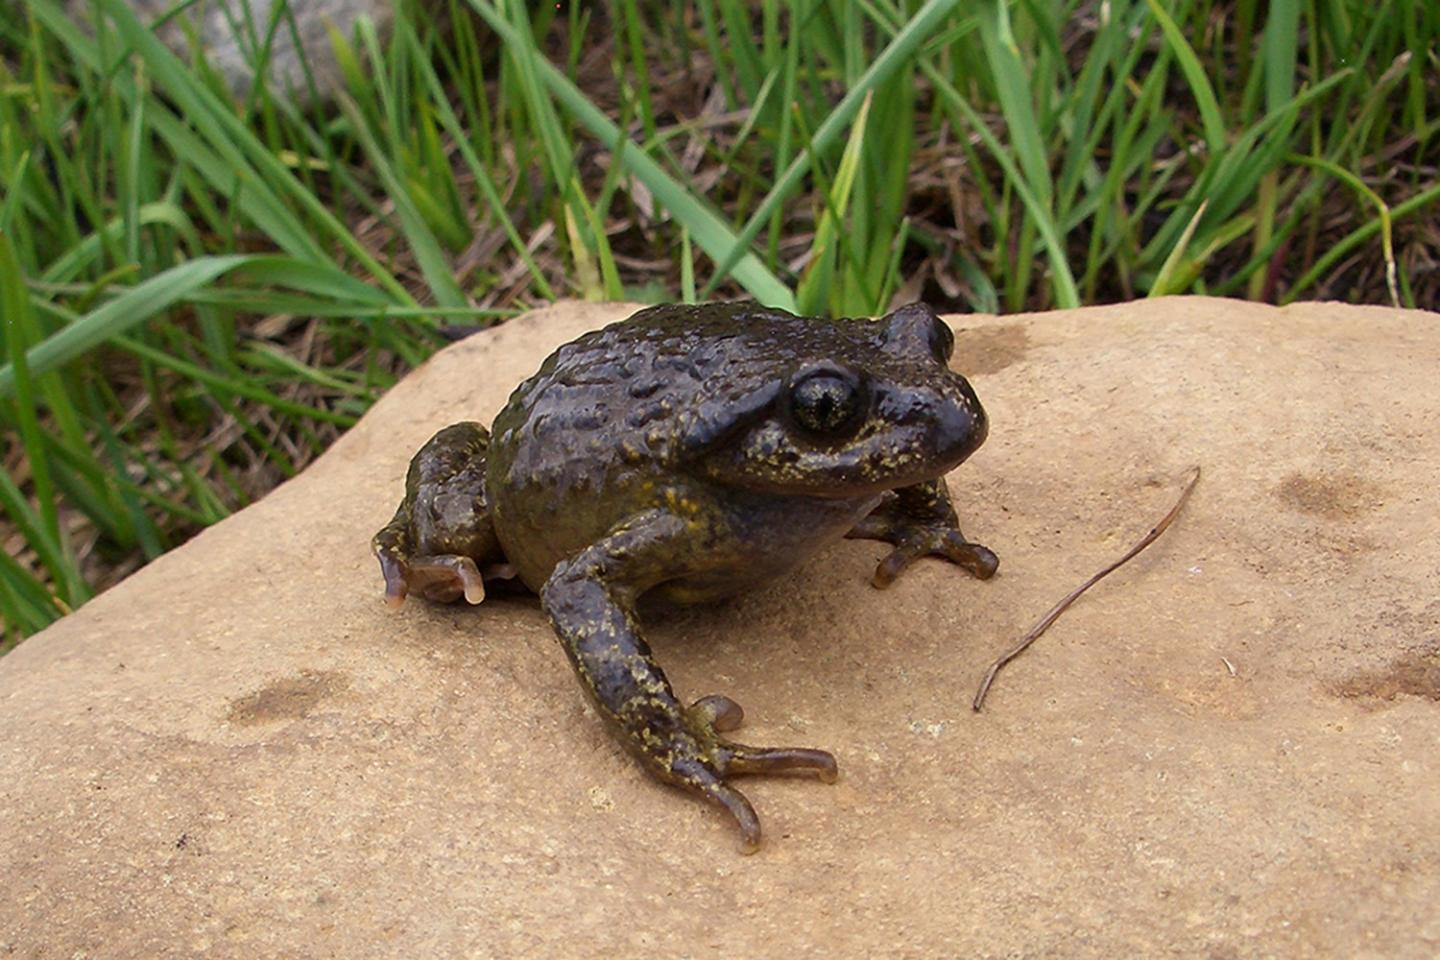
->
2, 298, 1437, 957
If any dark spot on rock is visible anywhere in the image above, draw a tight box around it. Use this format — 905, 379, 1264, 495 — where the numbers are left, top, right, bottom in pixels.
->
952, 324, 1030, 376
1332, 650, 1440, 704
226, 670, 349, 726
1276, 471, 1383, 520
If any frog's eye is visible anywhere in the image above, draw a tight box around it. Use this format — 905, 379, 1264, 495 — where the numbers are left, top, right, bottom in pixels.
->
787, 365, 866, 438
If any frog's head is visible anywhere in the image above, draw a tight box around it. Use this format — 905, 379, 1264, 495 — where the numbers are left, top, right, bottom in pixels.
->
683, 304, 988, 498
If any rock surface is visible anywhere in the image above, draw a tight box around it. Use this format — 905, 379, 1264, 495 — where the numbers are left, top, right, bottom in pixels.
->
3, 298, 1438, 957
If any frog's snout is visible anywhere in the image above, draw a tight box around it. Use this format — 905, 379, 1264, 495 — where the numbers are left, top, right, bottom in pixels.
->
878, 375, 988, 470
935, 377, 988, 465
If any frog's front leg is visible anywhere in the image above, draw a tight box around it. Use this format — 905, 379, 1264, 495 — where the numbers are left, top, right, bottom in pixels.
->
846, 478, 998, 587
373, 421, 502, 607
541, 509, 837, 853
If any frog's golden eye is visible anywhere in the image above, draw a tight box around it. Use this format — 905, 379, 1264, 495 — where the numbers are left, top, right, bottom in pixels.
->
787, 365, 866, 438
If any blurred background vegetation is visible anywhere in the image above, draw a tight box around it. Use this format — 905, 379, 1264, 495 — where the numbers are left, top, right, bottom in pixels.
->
1, 0, 1436, 647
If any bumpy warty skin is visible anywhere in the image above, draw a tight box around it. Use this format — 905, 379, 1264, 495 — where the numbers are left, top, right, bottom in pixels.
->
485, 301, 988, 597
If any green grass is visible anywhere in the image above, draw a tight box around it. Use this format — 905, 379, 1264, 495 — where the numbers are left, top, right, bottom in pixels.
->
1, 0, 1437, 646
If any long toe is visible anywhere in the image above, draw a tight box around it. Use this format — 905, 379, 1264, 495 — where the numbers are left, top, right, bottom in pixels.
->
945, 537, 998, 579
704, 781, 762, 854
725, 744, 839, 783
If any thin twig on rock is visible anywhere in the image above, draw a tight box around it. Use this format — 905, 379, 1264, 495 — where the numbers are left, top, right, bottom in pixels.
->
972, 466, 1202, 711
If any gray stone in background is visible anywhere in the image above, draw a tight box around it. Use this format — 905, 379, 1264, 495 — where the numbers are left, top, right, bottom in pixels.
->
1, 298, 1437, 957
64, 0, 393, 97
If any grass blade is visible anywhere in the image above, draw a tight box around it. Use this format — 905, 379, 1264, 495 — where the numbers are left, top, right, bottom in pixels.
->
1145, 0, 1226, 152
702, 0, 965, 300
462, 0, 793, 308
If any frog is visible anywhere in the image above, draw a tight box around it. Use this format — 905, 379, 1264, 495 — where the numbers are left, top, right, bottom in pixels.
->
373, 301, 998, 852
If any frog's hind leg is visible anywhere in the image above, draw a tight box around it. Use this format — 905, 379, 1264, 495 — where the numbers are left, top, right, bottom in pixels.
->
373, 421, 505, 606
541, 510, 837, 854
847, 478, 998, 587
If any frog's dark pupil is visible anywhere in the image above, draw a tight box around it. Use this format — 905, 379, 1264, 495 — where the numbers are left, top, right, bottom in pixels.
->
791, 373, 861, 436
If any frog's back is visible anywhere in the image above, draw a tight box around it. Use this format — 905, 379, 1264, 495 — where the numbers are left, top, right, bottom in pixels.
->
489, 303, 817, 492
486, 303, 827, 586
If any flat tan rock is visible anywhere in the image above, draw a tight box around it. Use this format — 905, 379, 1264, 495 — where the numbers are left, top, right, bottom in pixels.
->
3, 298, 1438, 957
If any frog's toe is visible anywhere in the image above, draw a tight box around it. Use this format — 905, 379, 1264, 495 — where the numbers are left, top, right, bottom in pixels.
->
453, 559, 487, 604
873, 529, 998, 587
724, 743, 839, 783
686, 698, 837, 781
675, 745, 834, 854
703, 779, 762, 854
377, 551, 411, 607
691, 693, 744, 732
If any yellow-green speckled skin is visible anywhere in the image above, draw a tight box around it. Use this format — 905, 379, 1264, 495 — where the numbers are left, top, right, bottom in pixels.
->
374, 302, 997, 852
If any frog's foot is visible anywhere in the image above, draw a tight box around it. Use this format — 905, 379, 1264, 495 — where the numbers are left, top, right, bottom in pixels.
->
377, 551, 486, 607
847, 480, 998, 587
670, 694, 838, 854
865, 525, 998, 588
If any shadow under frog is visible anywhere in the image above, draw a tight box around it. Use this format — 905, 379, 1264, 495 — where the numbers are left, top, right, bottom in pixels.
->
373, 302, 997, 852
